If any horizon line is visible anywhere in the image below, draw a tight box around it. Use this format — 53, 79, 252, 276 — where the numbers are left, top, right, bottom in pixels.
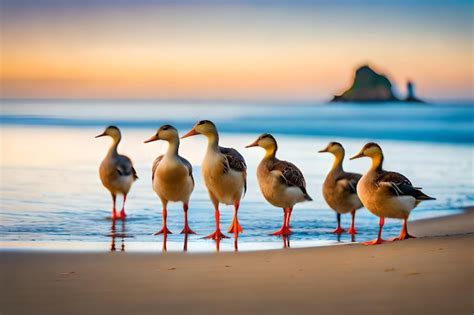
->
1, 97, 473, 104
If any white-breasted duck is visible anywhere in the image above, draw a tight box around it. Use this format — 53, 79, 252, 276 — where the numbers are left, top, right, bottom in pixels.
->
181, 120, 247, 240
145, 124, 195, 235
350, 142, 435, 245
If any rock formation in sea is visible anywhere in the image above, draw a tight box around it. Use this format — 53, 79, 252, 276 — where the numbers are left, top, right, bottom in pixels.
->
331, 65, 425, 103
404, 80, 424, 103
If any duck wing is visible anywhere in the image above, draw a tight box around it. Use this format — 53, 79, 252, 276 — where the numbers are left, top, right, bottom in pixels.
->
376, 171, 434, 201
151, 155, 164, 181
219, 146, 247, 193
178, 155, 194, 184
271, 159, 312, 201
335, 172, 362, 194
117, 154, 138, 180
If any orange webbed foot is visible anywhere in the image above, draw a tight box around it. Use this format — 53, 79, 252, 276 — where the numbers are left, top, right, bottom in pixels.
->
115, 210, 126, 220
205, 229, 229, 240
271, 226, 292, 236
391, 234, 416, 241
332, 226, 345, 234
180, 226, 196, 235
362, 238, 384, 246
347, 227, 357, 235
154, 226, 172, 235
228, 218, 243, 234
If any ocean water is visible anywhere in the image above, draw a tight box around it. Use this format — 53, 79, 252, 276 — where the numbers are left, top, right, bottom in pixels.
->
1, 100, 473, 252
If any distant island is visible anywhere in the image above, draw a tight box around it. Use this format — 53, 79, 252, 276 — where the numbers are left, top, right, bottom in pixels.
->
331, 65, 424, 103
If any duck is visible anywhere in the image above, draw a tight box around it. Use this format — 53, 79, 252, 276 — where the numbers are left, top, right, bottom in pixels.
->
319, 142, 363, 235
350, 142, 435, 245
246, 133, 312, 235
145, 125, 195, 235
95, 126, 138, 220
181, 120, 247, 240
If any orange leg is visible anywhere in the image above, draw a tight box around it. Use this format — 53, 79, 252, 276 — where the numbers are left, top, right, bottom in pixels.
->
228, 200, 243, 234
205, 208, 229, 240
180, 203, 196, 234
285, 207, 293, 228
363, 217, 385, 245
347, 210, 357, 235
154, 208, 172, 235
271, 208, 291, 236
391, 218, 416, 241
332, 213, 345, 234
116, 194, 127, 220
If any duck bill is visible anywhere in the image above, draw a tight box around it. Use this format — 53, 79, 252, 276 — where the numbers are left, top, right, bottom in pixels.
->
318, 148, 328, 153
245, 139, 259, 148
181, 129, 198, 139
144, 135, 160, 143
94, 132, 106, 138
350, 152, 365, 160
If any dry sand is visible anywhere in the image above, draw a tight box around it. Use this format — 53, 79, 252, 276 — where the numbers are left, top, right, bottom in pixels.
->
1, 209, 473, 315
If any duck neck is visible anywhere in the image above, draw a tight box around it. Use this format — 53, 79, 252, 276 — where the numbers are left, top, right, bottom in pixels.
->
205, 132, 220, 153
331, 152, 344, 172
165, 137, 180, 158
107, 136, 121, 156
263, 144, 277, 160
370, 153, 384, 172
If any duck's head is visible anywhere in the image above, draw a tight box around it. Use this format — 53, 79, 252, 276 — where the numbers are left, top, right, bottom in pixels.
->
144, 125, 178, 143
181, 120, 217, 139
350, 142, 383, 160
318, 142, 344, 156
246, 133, 277, 153
95, 125, 121, 140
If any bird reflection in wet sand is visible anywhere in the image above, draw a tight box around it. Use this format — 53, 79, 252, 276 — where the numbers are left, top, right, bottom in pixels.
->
335, 233, 356, 243
214, 238, 221, 252
162, 232, 168, 251
234, 234, 238, 251
109, 220, 126, 252
183, 233, 189, 252
211, 234, 238, 252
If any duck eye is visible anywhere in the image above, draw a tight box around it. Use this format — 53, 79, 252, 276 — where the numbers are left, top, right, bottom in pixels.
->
162, 127, 168, 130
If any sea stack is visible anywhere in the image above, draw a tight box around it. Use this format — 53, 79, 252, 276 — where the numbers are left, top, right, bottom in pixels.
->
404, 81, 424, 103
331, 65, 399, 102
331, 65, 426, 103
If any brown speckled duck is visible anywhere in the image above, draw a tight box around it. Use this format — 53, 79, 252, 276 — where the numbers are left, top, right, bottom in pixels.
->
95, 126, 138, 220
246, 133, 312, 236
319, 142, 363, 235
351, 142, 435, 245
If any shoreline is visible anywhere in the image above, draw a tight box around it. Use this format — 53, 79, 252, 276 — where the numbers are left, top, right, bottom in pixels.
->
1, 208, 470, 254
1, 208, 473, 314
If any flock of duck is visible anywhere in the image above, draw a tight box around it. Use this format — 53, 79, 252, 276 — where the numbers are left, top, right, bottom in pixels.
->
96, 120, 435, 246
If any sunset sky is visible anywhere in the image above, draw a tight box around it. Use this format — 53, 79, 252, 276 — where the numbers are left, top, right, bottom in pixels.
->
1, 0, 472, 101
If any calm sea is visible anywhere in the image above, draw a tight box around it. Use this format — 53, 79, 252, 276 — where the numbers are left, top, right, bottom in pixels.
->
1, 100, 473, 252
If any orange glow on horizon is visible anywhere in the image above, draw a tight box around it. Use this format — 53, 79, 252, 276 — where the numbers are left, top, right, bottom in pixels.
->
1, 3, 472, 100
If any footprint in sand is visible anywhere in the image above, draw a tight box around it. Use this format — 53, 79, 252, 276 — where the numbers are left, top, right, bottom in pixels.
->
56, 271, 76, 281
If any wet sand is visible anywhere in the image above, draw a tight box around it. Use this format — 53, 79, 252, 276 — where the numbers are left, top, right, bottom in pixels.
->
1, 209, 473, 315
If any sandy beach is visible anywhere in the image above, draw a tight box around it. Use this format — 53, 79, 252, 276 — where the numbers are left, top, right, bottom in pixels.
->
1, 208, 473, 315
